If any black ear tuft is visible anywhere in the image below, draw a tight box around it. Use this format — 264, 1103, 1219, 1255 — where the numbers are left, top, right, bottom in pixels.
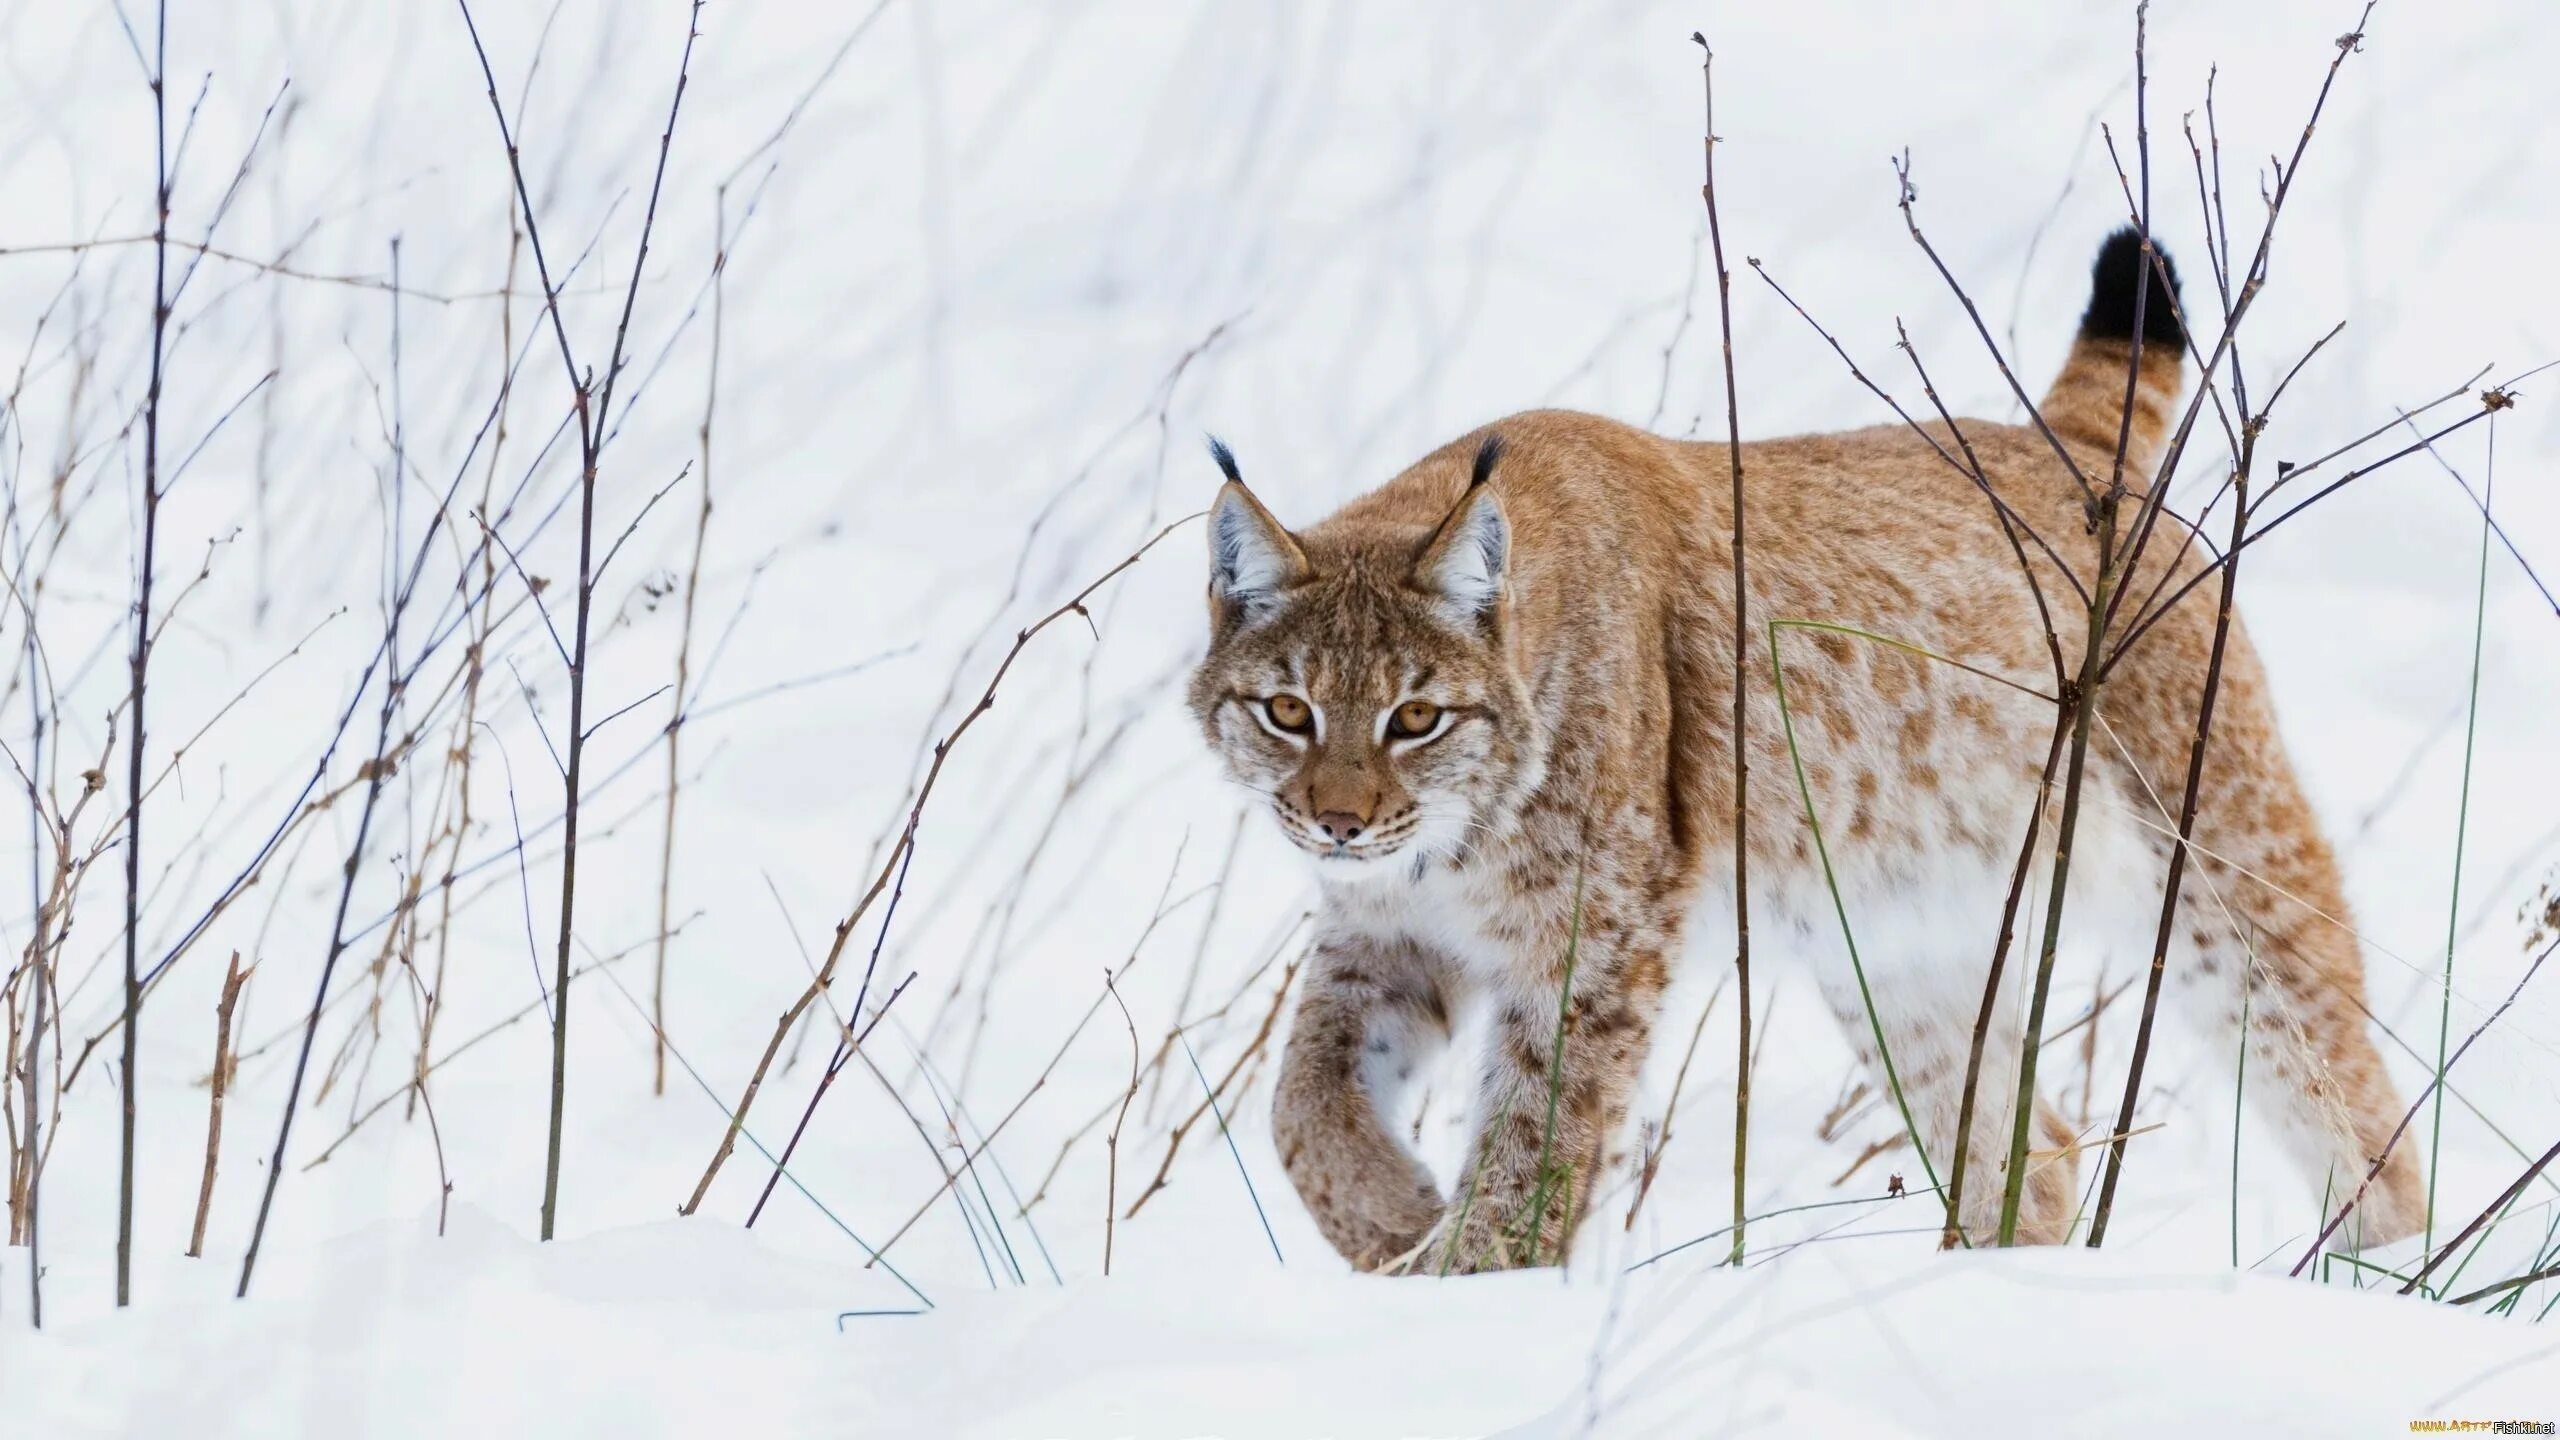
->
1206, 434, 1243, 485
1469, 432, 1505, 491
2080, 227, 2186, 356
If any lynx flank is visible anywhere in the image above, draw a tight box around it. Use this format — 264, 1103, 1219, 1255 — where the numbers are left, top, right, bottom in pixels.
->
1187, 230, 2423, 1272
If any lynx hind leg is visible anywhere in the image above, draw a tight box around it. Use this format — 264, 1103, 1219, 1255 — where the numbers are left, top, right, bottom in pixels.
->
2163, 861, 2425, 1247
1813, 952, 2081, 1247
1273, 935, 1455, 1270
2105, 632, 2424, 1246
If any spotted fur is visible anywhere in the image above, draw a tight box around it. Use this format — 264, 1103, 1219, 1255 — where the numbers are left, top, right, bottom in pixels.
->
1188, 232, 2422, 1271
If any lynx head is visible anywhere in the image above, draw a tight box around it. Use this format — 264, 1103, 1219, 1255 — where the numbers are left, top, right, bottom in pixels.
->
1185, 434, 1539, 884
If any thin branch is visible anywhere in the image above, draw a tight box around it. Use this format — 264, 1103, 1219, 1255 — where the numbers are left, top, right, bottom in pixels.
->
1691, 29, 1752, 1269
117, 0, 170, 1310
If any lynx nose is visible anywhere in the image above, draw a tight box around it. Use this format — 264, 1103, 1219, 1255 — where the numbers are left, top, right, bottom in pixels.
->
1314, 811, 1366, 845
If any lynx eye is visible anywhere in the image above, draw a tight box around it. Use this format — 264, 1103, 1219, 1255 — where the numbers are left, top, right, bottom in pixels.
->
1387, 700, 1443, 740
1263, 694, 1313, 734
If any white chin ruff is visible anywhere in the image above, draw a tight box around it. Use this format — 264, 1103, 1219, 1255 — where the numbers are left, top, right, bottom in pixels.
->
1307, 849, 1408, 886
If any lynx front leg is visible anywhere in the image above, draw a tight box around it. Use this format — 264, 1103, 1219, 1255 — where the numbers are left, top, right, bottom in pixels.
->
1274, 933, 1456, 1270
1411, 923, 1670, 1275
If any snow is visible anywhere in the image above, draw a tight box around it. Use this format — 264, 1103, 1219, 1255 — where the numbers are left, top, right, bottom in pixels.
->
16, 1211, 2557, 1436
3, 0, 2557, 1434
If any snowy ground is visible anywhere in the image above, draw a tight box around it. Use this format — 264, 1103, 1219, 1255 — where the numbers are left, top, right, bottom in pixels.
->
2, 0, 2556, 1435
23, 1212, 2560, 1436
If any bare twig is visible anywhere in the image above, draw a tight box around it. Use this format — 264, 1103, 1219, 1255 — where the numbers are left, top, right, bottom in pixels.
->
117, 0, 171, 1311
1995, 1, 2157, 1245
1122, 952, 1300, 1220
1943, 717, 2068, 1247
2404, 1135, 2560, 1298
653, 186, 727, 1097
1624, 970, 1726, 1230
862, 878, 1212, 1271
1101, 968, 1140, 1275
680, 513, 1201, 1213
1142, 808, 1245, 1117
743, 829, 922, 1228
185, 952, 250, 1258
2086, 90, 2261, 1250
453, 0, 707, 1240
2292, 933, 2556, 1272
2449, 1260, 2560, 1308
1691, 29, 1753, 1268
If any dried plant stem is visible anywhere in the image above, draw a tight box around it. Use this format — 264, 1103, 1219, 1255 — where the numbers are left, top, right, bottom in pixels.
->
1027, 915, 1310, 1214
225, 327, 508, 1288
1123, 952, 1300, 1220
15, 935, 42, 1328
235, 587, 411, 1295
1771, 39, 2406, 1235
1101, 969, 1140, 1275
2449, 1262, 2560, 1310
2090, 16, 2378, 650
744, 831, 920, 1227
1142, 807, 1245, 1116
2406, 1136, 2560, 1298
117, 0, 172, 1311
2293, 931, 2556, 1273
232, 201, 513, 1298
681, 514, 1198, 1214
1623, 970, 1726, 1231
2078, 10, 2378, 1241
1691, 29, 1752, 1268
2084, 408, 2253, 1247
303, 944, 645, 1171
1942, 717, 2067, 1246
411, 192, 524, 1122
216, 166, 544, 1308
653, 189, 726, 1098
8, 733, 115, 1325
1992, 0, 2161, 1247
1995, 474, 2114, 1243
742, 971, 914, 1229
185, 952, 249, 1258
866, 874, 1207, 1270
452, 0, 704, 1240
538, 548, 590, 1246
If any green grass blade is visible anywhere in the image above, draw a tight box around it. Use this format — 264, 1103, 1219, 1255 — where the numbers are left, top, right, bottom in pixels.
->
2427, 418, 2497, 1254
1766, 619, 1947, 1208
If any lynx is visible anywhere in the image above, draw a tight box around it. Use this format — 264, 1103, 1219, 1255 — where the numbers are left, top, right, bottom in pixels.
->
1186, 230, 2423, 1272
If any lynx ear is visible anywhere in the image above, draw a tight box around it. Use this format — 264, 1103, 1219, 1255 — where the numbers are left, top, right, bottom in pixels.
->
1412, 437, 1509, 623
1205, 441, 1308, 621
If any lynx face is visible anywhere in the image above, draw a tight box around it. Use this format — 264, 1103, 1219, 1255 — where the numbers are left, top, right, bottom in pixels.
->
1185, 451, 1539, 884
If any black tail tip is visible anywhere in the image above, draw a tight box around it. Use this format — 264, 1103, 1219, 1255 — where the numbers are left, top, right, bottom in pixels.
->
2080, 227, 2186, 355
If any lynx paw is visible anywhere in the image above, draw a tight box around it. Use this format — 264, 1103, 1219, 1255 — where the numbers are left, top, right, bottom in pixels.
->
1318, 1176, 1444, 1273
1383, 1200, 1556, 1276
